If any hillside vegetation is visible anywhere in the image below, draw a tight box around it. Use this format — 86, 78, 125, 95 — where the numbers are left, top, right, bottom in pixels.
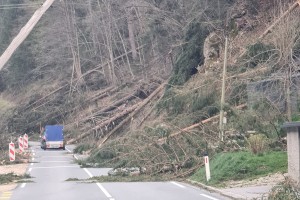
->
0, 0, 298, 186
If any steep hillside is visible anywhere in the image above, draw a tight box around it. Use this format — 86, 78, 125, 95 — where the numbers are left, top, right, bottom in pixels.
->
0, 0, 232, 157
0, 0, 299, 179
79, 0, 300, 176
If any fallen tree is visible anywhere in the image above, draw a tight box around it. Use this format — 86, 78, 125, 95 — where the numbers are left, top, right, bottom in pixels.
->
97, 81, 167, 147
74, 89, 141, 126
68, 103, 139, 144
157, 104, 247, 144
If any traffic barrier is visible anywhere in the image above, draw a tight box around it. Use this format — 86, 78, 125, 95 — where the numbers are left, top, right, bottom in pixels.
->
18, 136, 24, 153
9, 142, 15, 161
23, 134, 28, 149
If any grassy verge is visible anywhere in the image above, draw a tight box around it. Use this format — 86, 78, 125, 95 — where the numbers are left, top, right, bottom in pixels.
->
0, 173, 31, 185
190, 151, 287, 186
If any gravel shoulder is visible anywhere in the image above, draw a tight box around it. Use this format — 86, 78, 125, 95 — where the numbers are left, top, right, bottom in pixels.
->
223, 173, 286, 188
0, 163, 29, 193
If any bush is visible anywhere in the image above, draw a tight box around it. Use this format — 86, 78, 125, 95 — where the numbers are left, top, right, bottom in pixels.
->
74, 143, 94, 154
269, 179, 300, 200
228, 83, 247, 105
242, 42, 276, 69
157, 88, 217, 118
169, 22, 208, 86
247, 134, 269, 154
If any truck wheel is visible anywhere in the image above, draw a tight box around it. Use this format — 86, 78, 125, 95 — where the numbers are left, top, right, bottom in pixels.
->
62, 146, 65, 150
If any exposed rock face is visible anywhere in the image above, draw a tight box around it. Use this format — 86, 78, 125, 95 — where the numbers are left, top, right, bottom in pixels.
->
202, 32, 222, 75
200, 0, 274, 76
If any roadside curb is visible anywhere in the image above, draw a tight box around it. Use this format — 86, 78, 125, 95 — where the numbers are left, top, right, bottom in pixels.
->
186, 179, 245, 200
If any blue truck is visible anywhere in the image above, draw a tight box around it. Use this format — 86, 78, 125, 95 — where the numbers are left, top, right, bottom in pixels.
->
41, 125, 65, 150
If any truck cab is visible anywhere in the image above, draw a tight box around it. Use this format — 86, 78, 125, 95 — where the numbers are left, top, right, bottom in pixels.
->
41, 125, 65, 150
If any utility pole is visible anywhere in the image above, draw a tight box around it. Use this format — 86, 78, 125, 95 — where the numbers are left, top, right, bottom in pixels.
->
219, 18, 229, 142
286, 66, 292, 122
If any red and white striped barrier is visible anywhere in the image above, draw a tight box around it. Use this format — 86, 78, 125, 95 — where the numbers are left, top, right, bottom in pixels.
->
9, 142, 15, 161
18, 136, 24, 153
23, 134, 28, 149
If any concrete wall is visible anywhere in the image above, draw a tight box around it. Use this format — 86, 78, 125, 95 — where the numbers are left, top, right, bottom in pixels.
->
282, 122, 300, 184
286, 127, 300, 183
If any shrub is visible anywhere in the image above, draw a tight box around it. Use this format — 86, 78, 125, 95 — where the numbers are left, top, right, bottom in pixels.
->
169, 22, 208, 86
247, 134, 269, 154
74, 143, 94, 154
269, 179, 300, 200
242, 42, 276, 69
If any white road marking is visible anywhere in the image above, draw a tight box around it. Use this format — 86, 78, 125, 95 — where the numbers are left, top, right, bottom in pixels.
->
32, 166, 78, 169
83, 168, 113, 199
42, 161, 69, 163
30, 163, 34, 166
32, 158, 35, 161
65, 147, 79, 160
83, 168, 93, 177
28, 168, 32, 172
65, 147, 72, 153
170, 181, 186, 188
96, 183, 113, 198
200, 194, 220, 200
33, 153, 35, 156
20, 183, 26, 188
42, 156, 71, 158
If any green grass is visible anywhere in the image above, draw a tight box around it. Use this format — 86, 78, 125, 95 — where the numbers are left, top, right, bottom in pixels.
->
190, 151, 287, 186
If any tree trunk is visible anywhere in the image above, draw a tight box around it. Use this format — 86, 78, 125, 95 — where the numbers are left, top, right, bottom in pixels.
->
68, 104, 139, 144
157, 104, 247, 144
98, 81, 167, 147
127, 7, 138, 60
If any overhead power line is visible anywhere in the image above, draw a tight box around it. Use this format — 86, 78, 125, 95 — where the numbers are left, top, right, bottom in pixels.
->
0, 3, 42, 7
0, 3, 41, 9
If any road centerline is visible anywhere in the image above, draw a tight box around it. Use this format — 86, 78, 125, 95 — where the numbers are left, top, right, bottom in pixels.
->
31, 166, 78, 169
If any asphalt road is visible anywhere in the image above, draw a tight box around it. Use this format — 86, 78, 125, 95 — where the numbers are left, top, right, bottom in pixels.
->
10, 142, 229, 200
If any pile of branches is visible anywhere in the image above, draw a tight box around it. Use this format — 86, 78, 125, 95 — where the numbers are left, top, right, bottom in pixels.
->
269, 178, 300, 200
86, 124, 218, 177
